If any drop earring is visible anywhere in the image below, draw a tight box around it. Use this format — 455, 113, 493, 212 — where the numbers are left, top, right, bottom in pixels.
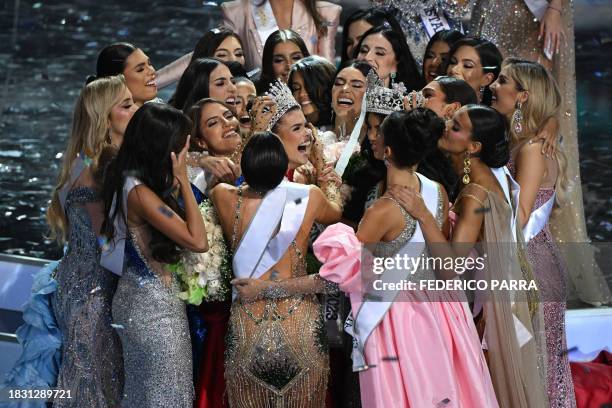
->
512, 101, 523, 134
383, 154, 391, 168
478, 86, 485, 101
462, 152, 471, 185
390, 72, 396, 86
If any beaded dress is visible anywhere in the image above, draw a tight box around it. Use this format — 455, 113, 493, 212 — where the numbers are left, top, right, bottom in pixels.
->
224, 188, 336, 408
507, 158, 577, 408
112, 221, 193, 408
50, 184, 123, 408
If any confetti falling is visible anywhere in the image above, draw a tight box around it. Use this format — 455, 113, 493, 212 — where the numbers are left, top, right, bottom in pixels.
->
110, 323, 124, 330
90, 286, 102, 294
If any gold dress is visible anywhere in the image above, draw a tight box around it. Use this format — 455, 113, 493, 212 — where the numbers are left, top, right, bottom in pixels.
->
224, 190, 334, 408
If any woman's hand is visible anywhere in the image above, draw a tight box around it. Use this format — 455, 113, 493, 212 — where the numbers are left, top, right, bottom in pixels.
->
535, 116, 559, 158
539, 3, 566, 59
403, 91, 424, 111
386, 185, 429, 221
250, 96, 278, 132
200, 155, 240, 184
318, 164, 342, 187
171, 135, 191, 185
231, 278, 270, 303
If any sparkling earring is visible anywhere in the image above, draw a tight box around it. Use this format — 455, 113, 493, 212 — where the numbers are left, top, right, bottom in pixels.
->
512, 101, 523, 134
462, 152, 471, 185
383, 154, 391, 168
105, 129, 112, 144
478, 86, 485, 101
390, 72, 396, 85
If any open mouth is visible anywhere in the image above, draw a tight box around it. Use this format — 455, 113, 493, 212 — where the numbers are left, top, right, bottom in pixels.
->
223, 129, 239, 139
225, 97, 236, 105
427, 70, 437, 79
297, 141, 311, 154
300, 100, 312, 106
239, 115, 251, 125
146, 79, 157, 88
336, 97, 354, 107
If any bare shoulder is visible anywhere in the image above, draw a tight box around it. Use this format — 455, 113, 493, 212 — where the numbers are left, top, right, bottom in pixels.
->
210, 183, 237, 205
316, 1, 342, 12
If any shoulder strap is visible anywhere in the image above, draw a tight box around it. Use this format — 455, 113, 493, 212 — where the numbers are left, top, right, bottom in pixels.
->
231, 188, 244, 252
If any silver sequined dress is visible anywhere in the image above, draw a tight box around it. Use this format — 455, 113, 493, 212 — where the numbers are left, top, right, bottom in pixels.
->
51, 186, 123, 407
112, 224, 194, 408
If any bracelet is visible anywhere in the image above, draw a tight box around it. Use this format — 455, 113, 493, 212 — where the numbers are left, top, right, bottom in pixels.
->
547, 4, 562, 13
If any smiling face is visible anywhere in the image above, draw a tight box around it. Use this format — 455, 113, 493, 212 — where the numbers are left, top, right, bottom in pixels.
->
273, 108, 312, 169
423, 40, 451, 83
234, 80, 256, 131
366, 113, 385, 160
123, 48, 157, 105
357, 33, 397, 84
346, 19, 373, 59
447, 45, 492, 96
490, 67, 523, 117
331, 67, 367, 122
272, 41, 305, 83
290, 71, 316, 117
208, 64, 238, 107
108, 86, 138, 147
197, 102, 241, 156
213, 35, 245, 66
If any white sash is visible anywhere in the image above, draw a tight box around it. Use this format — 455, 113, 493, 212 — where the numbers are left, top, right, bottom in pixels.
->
491, 166, 521, 240
187, 165, 207, 195
345, 173, 438, 371
523, 192, 555, 243
100, 176, 141, 276
58, 153, 87, 211
419, 7, 451, 38
334, 92, 367, 177
232, 181, 310, 289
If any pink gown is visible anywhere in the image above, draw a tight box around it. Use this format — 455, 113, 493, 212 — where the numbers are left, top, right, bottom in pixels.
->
314, 204, 498, 408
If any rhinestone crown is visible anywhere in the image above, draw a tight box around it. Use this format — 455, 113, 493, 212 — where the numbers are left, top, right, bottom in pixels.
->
266, 80, 301, 131
365, 70, 406, 116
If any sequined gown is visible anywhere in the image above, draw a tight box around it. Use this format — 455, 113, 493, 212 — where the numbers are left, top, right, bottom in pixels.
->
50, 186, 123, 408
112, 224, 193, 408
224, 193, 331, 408
508, 160, 577, 408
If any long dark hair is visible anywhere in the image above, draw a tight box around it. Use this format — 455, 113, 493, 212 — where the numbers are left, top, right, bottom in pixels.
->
101, 103, 192, 264
171, 57, 226, 112
288, 55, 336, 127
354, 25, 424, 92
189, 26, 245, 67
422, 29, 464, 79
257, 29, 310, 94
446, 37, 502, 106
88, 42, 137, 84
241, 131, 289, 193
340, 7, 403, 66
465, 104, 510, 168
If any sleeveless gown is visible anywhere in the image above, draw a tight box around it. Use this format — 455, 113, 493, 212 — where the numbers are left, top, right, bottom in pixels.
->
51, 186, 123, 407
507, 159, 577, 407
112, 224, 193, 407
224, 189, 331, 408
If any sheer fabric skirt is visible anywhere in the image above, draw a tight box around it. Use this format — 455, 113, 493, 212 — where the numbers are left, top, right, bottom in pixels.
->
225, 294, 329, 408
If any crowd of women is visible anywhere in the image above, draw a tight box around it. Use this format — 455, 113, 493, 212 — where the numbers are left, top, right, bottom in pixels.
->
3, 1, 601, 407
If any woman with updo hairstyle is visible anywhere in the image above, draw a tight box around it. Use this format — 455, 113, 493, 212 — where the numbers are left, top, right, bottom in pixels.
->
256, 29, 310, 94
389, 104, 549, 408
288, 55, 336, 129
313, 108, 498, 407
355, 24, 423, 90
210, 131, 342, 407
445, 37, 502, 105
93, 42, 158, 105
156, 26, 246, 89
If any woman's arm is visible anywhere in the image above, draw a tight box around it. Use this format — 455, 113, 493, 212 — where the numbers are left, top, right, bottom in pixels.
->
155, 52, 193, 90
130, 136, 208, 252
231, 273, 338, 302
514, 141, 547, 228
315, 3, 342, 63
312, 185, 342, 225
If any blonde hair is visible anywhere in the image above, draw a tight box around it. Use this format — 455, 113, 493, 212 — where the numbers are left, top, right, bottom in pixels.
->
47, 75, 126, 243
504, 58, 568, 204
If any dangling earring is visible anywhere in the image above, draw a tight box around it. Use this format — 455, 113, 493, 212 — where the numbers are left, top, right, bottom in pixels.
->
383, 154, 391, 168
462, 152, 471, 185
512, 101, 523, 134
390, 72, 396, 86
478, 86, 485, 101
105, 129, 112, 144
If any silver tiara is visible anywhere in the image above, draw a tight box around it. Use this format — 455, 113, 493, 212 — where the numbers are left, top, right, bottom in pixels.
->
365, 70, 406, 116
266, 80, 300, 131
